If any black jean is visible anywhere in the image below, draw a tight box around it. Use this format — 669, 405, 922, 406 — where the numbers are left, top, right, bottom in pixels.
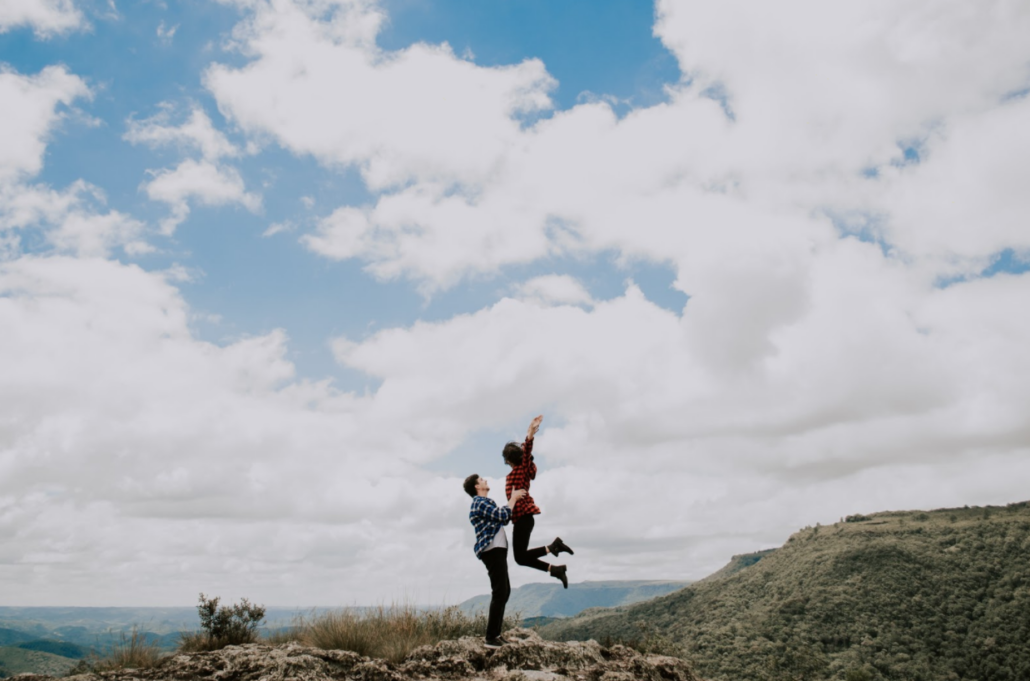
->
512, 515, 549, 572
480, 547, 510, 640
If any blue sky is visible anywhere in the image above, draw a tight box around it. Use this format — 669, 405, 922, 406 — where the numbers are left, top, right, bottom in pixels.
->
2, 0, 1030, 607
2, 0, 686, 388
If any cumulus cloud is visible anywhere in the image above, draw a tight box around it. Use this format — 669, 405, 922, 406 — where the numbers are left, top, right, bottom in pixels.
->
1, 181, 148, 257
0, 66, 148, 257
0, 255, 491, 605
5, 0, 1030, 606
126, 106, 259, 233
207, 0, 1030, 296
0, 65, 90, 182
0, 0, 85, 37
513, 275, 594, 308
125, 106, 239, 161
205, 0, 555, 193
142, 159, 261, 234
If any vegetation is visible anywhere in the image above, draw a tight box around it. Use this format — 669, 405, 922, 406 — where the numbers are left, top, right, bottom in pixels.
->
16, 640, 86, 659
65, 626, 165, 675
289, 604, 520, 663
541, 501, 1030, 681
179, 594, 266, 652
0, 646, 78, 678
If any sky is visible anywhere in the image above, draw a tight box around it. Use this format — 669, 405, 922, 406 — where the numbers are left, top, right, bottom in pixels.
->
1, 0, 1029, 608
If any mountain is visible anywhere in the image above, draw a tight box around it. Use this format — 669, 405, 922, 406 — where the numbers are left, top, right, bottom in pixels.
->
0, 607, 307, 654
16, 640, 88, 659
540, 501, 1030, 681
0, 646, 78, 678
0, 629, 34, 647
458, 579, 691, 619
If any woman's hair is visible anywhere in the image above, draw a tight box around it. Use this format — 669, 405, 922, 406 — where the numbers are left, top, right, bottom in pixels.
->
502, 442, 523, 466
463, 474, 481, 498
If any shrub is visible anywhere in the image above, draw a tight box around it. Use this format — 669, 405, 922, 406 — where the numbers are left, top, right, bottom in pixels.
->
69, 626, 164, 673
180, 593, 266, 652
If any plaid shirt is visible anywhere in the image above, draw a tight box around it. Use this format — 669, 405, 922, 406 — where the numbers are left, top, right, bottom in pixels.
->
506, 436, 542, 522
469, 495, 512, 557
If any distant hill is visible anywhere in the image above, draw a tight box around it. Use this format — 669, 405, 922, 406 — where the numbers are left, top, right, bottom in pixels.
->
541, 501, 1030, 681
0, 606, 307, 654
459, 580, 690, 618
17, 640, 88, 659
0, 646, 78, 678
0, 629, 34, 647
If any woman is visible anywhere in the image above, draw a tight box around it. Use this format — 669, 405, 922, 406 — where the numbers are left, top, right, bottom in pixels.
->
503, 414, 574, 588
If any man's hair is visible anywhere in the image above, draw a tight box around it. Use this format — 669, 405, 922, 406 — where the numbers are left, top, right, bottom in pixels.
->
463, 474, 481, 498
502, 441, 523, 466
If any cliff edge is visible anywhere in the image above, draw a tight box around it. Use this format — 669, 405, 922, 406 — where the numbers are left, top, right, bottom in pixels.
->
12, 629, 700, 681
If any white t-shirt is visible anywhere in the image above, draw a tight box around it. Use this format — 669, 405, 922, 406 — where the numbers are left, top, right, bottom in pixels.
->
484, 504, 510, 551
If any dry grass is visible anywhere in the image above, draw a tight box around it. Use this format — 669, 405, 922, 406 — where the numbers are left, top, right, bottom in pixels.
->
293, 604, 519, 663
91, 626, 165, 671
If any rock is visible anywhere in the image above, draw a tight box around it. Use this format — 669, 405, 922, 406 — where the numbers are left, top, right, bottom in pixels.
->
13, 629, 703, 681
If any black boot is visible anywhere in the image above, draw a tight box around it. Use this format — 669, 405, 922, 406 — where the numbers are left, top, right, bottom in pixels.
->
548, 537, 574, 556
550, 564, 568, 589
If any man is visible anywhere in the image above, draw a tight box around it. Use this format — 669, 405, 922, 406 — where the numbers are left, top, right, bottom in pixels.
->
503, 414, 574, 588
464, 473, 525, 648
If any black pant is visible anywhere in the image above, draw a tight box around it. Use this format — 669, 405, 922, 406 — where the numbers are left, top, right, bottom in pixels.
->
512, 516, 550, 572
480, 547, 510, 639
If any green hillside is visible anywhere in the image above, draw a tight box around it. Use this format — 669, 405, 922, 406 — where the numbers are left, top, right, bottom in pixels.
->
459, 580, 690, 618
541, 501, 1030, 681
17, 639, 87, 658
0, 646, 78, 678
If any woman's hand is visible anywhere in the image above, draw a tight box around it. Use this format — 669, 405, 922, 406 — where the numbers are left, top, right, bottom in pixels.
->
527, 414, 543, 440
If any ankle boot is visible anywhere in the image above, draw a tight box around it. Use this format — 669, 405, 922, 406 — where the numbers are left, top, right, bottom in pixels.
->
548, 537, 574, 556
550, 564, 569, 589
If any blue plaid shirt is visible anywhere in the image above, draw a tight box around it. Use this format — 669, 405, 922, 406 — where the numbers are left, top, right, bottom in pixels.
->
469, 495, 512, 557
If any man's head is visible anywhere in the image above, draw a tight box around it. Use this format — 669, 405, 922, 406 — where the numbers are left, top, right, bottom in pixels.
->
464, 474, 488, 498
502, 441, 523, 467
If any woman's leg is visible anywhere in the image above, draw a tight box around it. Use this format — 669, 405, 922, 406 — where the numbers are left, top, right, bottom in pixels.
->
512, 516, 549, 571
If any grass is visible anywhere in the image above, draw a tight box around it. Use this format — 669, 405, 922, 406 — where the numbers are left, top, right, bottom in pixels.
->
285, 604, 520, 663
66, 626, 165, 674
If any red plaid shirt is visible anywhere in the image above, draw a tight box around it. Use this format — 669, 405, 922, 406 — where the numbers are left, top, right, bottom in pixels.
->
505, 436, 541, 522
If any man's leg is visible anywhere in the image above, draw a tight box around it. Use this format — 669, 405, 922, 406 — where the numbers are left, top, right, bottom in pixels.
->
480, 547, 510, 641
512, 516, 550, 572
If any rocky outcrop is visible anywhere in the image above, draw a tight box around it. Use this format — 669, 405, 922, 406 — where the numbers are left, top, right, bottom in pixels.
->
13, 629, 700, 681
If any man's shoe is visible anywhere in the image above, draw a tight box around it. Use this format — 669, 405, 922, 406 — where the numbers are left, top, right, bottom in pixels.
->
484, 637, 504, 649
551, 564, 569, 589
548, 537, 574, 556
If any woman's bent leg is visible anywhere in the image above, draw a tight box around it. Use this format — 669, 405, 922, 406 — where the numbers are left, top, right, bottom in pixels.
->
512, 516, 549, 571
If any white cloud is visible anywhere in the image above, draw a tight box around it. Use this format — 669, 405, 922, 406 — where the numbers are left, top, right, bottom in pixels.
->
142, 159, 261, 234
125, 106, 239, 162
0, 182, 148, 257
205, 0, 1030, 295
876, 95, 1030, 264
0, 0, 85, 37
0, 255, 483, 605
126, 107, 260, 233
156, 20, 178, 44
262, 220, 294, 237
205, 0, 555, 192
0, 65, 90, 182
0, 67, 148, 257
5, 0, 1030, 607
513, 275, 594, 308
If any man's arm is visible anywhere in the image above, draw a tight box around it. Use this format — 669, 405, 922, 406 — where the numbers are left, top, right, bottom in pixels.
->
472, 492, 525, 524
